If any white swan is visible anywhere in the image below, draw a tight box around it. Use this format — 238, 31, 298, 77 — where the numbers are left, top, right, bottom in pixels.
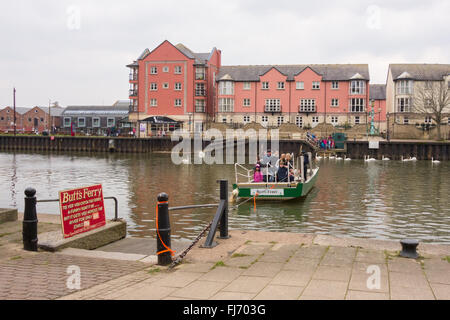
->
364, 155, 376, 162
316, 154, 322, 160
335, 155, 343, 160
329, 155, 336, 160
382, 155, 390, 161
401, 156, 410, 162
344, 155, 351, 161
431, 157, 440, 163
409, 156, 417, 161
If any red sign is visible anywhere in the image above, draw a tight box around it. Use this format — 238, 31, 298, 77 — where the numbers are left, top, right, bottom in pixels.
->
59, 184, 106, 238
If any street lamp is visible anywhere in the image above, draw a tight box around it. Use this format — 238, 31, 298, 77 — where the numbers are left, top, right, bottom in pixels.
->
386, 112, 390, 142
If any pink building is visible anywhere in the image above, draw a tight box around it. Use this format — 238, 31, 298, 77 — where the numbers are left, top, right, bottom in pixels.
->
369, 84, 387, 132
216, 64, 370, 128
127, 40, 221, 134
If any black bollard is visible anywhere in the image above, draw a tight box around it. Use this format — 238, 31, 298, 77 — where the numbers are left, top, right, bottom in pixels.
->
156, 193, 173, 266
218, 180, 230, 239
400, 239, 419, 259
23, 187, 38, 251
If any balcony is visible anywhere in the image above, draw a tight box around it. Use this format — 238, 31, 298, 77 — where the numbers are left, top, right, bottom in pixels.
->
264, 105, 282, 113
195, 89, 206, 97
129, 73, 138, 81
298, 106, 316, 115
129, 89, 138, 97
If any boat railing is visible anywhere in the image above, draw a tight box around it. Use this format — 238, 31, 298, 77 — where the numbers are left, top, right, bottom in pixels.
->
235, 163, 253, 184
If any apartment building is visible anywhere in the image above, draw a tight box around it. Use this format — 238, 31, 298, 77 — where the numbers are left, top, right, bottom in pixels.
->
216, 64, 370, 128
386, 64, 450, 125
369, 84, 387, 131
127, 40, 221, 134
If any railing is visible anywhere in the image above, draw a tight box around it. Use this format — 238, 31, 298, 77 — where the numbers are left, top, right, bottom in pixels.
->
264, 106, 282, 113
129, 73, 138, 81
195, 89, 206, 96
299, 106, 316, 114
129, 90, 138, 97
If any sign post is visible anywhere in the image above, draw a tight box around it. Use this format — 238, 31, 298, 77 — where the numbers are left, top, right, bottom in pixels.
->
59, 184, 106, 238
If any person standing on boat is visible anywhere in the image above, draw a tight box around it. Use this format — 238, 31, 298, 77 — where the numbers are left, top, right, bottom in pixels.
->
253, 164, 263, 182
260, 149, 277, 182
277, 160, 288, 182
302, 152, 310, 181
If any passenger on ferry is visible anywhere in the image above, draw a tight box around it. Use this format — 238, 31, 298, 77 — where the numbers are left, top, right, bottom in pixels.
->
277, 160, 288, 182
288, 168, 295, 182
260, 149, 278, 182
253, 164, 263, 182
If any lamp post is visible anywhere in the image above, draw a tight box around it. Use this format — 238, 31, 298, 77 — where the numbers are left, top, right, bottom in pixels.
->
386, 112, 390, 142
48, 99, 51, 133
13, 88, 16, 136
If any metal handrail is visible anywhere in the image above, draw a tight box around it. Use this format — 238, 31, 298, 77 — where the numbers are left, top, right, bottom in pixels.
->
36, 196, 119, 221
169, 204, 218, 211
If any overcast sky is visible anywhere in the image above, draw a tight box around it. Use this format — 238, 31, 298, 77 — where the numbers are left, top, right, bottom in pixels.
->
0, 0, 449, 107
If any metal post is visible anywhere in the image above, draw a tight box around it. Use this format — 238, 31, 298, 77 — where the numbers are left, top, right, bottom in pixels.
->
218, 180, 230, 239
156, 193, 172, 265
23, 188, 38, 251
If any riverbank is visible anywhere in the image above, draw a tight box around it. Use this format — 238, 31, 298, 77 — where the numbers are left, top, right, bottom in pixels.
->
1, 213, 449, 300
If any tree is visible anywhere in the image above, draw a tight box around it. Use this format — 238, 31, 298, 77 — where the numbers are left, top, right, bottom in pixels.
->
414, 79, 450, 140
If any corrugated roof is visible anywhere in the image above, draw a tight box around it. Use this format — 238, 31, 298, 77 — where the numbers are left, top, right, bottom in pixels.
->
63, 105, 129, 116
390, 64, 450, 81
217, 64, 370, 81
370, 84, 386, 100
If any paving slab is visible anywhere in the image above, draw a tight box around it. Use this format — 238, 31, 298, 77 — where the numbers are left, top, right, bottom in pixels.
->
254, 284, 303, 300
301, 279, 348, 300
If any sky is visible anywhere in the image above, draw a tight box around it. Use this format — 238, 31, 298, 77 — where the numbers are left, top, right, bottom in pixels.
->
0, 0, 449, 107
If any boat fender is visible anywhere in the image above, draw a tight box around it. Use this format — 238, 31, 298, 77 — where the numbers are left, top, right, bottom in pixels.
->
229, 189, 239, 203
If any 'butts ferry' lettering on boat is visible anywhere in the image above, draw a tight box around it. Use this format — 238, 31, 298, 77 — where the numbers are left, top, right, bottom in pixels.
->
250, 189, 284, 196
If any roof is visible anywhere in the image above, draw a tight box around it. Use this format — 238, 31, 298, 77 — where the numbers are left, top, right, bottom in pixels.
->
49, 106, 65, 116
217, 64, 370, 81
390, 64, 450, 81
369, 84, 386, 100
141, 116, 181, 123
62, 105, 129, 117
175, 43, 210, 64
112, 100, 130, 108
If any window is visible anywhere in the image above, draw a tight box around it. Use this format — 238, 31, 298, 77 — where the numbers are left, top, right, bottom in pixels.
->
195, 67, 205, 80
265, 99, 281, 112
331, 98, 339, 107
107, 118, 115, 128
424, 116, 432, 124
243, 98, 251, 107
175, 99, 182, 107
354, 116, 360, 124
0, 117, 3, 121
195, 100, 205, 112
261, 116, 268, 123
262, 82, 269, 90
350, 80, 366, 94
150, 99, 157, 107
296, 81, 304, 90
331, 116, 338, 125
163, 66, 169, 73
78, 117, 86, 127
350, 98, 365, 112
222, 118, 227, 123
312, 116, 319, 125
425, 81, 432, 89
397, 97, 411, 112
312, 81, 320, 90
174, 66, 182, 74
403, 117, 409, 124
300, 99, 316, 112
150, 83, 157, 91
40, 117, 44, 122
175, 83, 182, 91
277, 116, 284, 126
295, 116, 303, 128
243, 116, 251, 123
195, 83, 206, 96
277, 82, 285, 90
92, 117, 100, 127
397, 80, 413, 94
243, 82, 251, 90
219, 98, 234, 112
331, 81, 339, 89
150, 66, 157, 74
64, 117, 71, 127
162, 83, 169, 89
219, 81, 234, 95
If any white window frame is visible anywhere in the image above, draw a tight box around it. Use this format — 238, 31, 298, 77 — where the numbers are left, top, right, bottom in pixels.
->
277, 116, 284, 126
219, 81, 234, 95
195, 67, 205, 80
354, 116, 360, 124
195, 100, 205, 112
262, 82, 269, 90
162, 82, 169, 89
350, 98, 365, 112
243, 115, 251, 123
195, 83, 206, 96
265, 99, 281, 112
296, 81, 304, 90
64, 117, 71, 127
331, 116, 338, 125
219, 98, 234, 112
107, 117, 115, 128
92, 117, 100, 127
295, 116, 303, 128
77, 117, 86, 128
150, 66, 157, 74
261, 116, 268, 122
397, 80, 413, 95
174, 66, 182, 74
243, 98, 251, 107
150, 83, 157, 91
163, 66, 169, 73
300, 99, 316, 112
403, 117, 409, 124
175, 99, 182, 107
331, 81, 339, 89
331, 98, 339, 107
424, 116, 432, 124
150, 99, 158, 107
243, 82, 251, 90
397, 97, 411, 113
350, 80, 366, 95
277, 82, 285, 90
175, 83, 182, 91
312, 81, 320, 90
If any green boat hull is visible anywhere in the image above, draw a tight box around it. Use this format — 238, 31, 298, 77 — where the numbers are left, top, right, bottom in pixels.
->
233, 168, 319, 200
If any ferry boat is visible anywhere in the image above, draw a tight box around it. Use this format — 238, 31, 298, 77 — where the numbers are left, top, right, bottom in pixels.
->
232, 152, 319, 201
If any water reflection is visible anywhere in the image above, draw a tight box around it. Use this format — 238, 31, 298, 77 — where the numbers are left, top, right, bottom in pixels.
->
0, 151, 449, 243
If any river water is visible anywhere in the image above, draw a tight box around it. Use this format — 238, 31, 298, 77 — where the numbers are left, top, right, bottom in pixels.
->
0, 151, 449, 243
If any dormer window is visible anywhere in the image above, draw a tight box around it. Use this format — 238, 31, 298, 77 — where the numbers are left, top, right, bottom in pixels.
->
397, 80, 413, 94
350, 80, 365, 95
219, 81, 234, 95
